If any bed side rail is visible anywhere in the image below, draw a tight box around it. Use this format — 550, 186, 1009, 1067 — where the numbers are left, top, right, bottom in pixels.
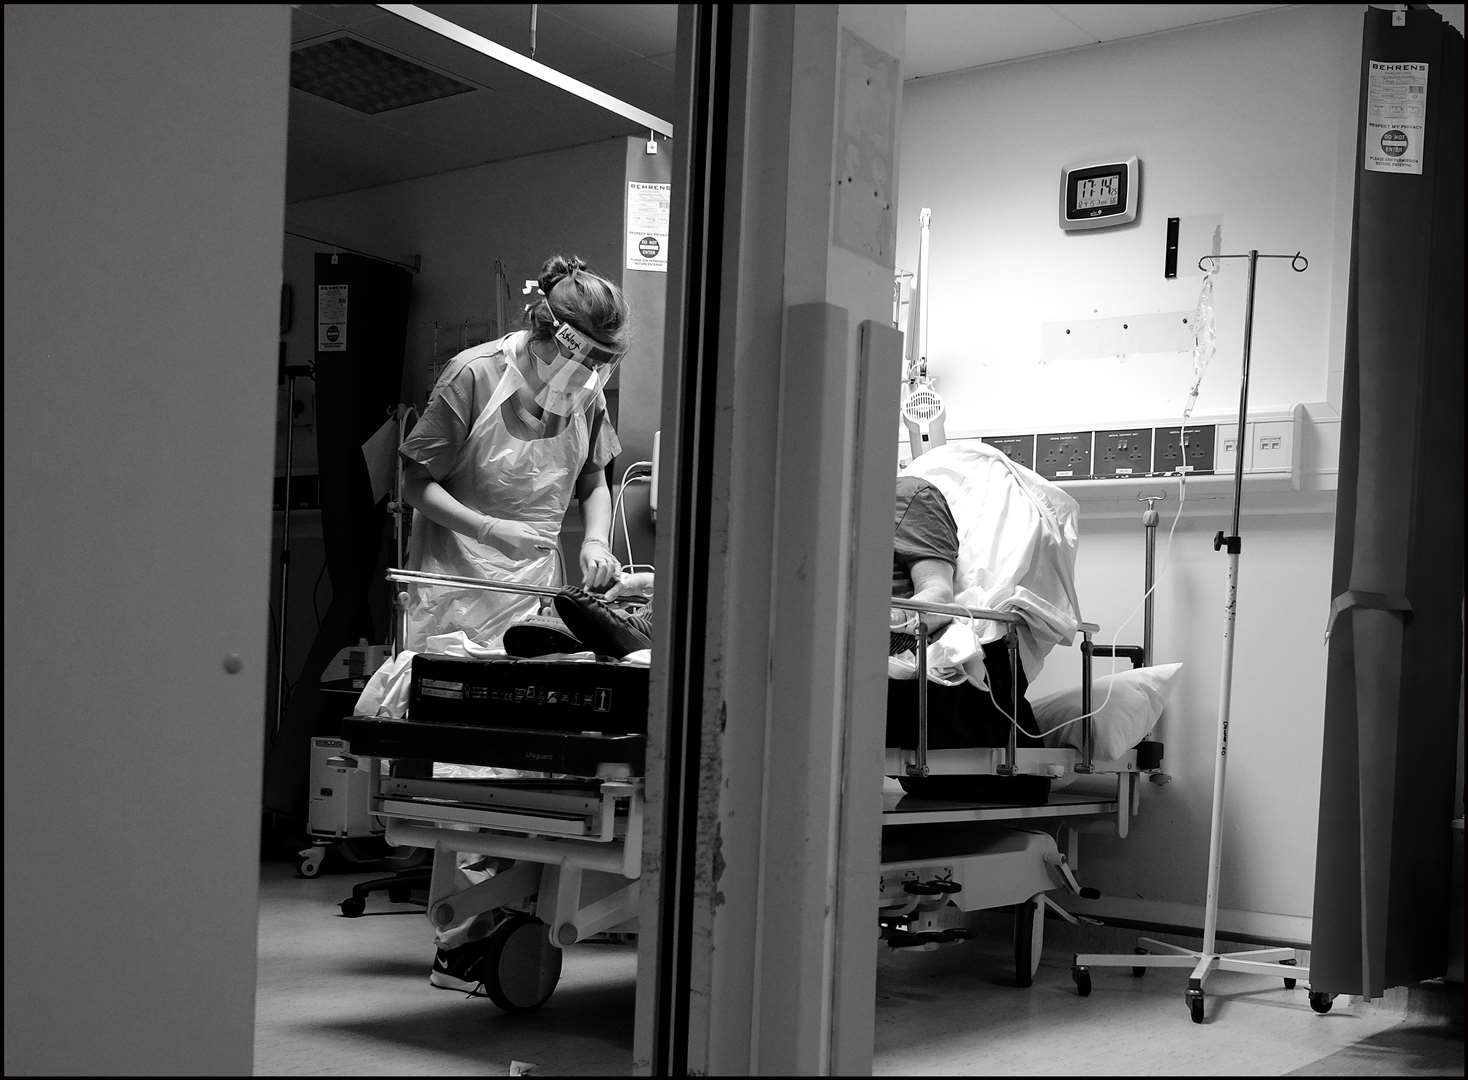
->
890, 597, 1102, 778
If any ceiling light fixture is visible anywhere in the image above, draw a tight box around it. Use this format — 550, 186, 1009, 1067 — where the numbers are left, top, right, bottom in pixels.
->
375, 3, 673, 137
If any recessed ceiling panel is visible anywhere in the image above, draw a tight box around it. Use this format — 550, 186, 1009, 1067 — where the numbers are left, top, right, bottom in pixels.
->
291, 34, 478, 113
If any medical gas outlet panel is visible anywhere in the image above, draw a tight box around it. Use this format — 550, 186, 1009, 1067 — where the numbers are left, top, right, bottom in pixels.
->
927, 407, 1303, 490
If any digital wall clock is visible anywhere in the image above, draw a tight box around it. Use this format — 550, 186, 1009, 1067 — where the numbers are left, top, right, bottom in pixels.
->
1059, 155, 1140, 231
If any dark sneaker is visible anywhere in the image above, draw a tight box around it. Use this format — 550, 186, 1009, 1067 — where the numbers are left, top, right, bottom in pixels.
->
553, 587, 653, 658
503, 613, 584, 657
429, 938, 493, 996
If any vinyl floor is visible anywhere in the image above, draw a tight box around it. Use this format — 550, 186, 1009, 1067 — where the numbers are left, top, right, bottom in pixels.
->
254, 858, 1463, 1076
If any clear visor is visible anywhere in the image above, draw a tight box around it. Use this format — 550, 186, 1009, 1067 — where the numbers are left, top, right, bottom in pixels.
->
541, 317, 623, 403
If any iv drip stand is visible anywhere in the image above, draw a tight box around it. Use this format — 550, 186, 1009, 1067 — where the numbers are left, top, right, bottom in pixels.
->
1070, 250, 1337, 1023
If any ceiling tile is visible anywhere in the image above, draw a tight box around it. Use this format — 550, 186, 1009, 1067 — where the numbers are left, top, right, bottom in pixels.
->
904, 4, 1095, 79
285, 91, 473, 201
415, 2, 644, 76
566, 58, 678, 124
542, 4, 680, 57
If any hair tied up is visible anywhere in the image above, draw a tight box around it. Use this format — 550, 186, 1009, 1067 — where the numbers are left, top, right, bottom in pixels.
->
538, 254, 589, 297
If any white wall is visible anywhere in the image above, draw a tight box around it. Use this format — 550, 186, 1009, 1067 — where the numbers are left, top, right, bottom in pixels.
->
3, 4, 289, 1074
898, 4, 1370, 939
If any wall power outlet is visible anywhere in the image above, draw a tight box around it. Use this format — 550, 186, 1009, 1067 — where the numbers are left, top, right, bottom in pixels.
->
982, 434, 1037, 471
1035, 431, 1093, 480
1153, 424, 1216, 475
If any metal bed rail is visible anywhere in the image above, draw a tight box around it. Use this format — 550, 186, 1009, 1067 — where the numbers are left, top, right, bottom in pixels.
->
891, 595, 1100, 778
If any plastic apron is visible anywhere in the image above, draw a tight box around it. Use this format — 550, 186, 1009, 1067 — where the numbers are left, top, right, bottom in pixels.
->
402, 352, 589, 652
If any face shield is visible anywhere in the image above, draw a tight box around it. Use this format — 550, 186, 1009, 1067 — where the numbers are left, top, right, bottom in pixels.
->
533, 315, 625, 417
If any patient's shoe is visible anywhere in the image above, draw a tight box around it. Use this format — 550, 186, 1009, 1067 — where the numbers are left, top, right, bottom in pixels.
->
429, 937, 493, 997
502, 611, 584, 658
553, 586, 652, 659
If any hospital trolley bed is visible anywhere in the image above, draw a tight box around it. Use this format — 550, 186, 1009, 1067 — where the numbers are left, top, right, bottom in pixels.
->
340, 574, 1164, 1008
877, 603, 1163, 986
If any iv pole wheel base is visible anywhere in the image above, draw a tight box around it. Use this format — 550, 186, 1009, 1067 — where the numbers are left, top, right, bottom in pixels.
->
1186, 987, 1205, 1024
1281, 956, 1298, 989
1308, 990, 1335, 1014
1071, 965, 1091, 996
339, 896, 366, 918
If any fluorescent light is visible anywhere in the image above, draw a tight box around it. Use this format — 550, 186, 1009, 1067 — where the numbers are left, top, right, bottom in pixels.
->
375, 3, 673, 137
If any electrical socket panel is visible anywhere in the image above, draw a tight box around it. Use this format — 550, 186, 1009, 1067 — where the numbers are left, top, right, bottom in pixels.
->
1153, 424, 1216, 475
947, 406, 1303, 491
982, 434, 1037, 471
1035, 431, 1093, 480
1094, 428, 1152, 477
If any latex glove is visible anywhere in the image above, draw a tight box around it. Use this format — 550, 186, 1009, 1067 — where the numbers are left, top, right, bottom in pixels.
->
603, 571, 655, 602
477, 516, 544, 559
579, 537, 621, 591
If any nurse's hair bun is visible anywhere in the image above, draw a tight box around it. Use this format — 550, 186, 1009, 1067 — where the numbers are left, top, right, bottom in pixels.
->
525, 253, 630, 352
538, 254, 588, 296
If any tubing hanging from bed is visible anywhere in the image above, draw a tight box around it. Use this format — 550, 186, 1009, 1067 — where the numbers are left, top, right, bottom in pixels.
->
1308, 6, 1464, 999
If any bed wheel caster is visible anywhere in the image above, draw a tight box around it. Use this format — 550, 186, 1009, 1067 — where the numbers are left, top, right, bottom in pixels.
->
482, 913, 563, 1013
297, 848, 325, 878
1132, 946, 1147, 977
1186, 987, 1205, 1024
1071, 966, 1091, 996
1308, 990, 1335, 1014
1281, 957, 1298, 989
339, 896, 366, 918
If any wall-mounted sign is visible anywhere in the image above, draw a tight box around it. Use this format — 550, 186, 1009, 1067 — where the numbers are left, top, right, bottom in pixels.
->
1364, 61, 1428, 174
626, 181, 670, 273
317, 283, 348, 352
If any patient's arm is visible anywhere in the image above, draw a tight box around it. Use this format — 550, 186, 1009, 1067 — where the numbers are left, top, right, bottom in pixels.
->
907, 557, 956, 634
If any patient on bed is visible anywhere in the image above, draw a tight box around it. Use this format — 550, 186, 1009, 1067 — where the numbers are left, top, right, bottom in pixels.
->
542, 474, 969, 661
886, 470, 1047, 752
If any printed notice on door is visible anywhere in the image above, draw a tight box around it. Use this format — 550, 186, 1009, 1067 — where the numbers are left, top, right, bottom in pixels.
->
1364, 61, 1428, 174
626, 181, 670, 273
317, 284, 349, 352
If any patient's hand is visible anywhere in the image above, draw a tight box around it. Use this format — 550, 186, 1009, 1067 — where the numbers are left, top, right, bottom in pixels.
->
603, 570, 655, 602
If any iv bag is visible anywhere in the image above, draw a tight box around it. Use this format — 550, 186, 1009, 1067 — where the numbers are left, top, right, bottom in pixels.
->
1184, 268, 1217, 419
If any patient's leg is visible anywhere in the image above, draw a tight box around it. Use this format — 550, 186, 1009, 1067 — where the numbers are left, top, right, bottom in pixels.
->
553, 587, 653, 658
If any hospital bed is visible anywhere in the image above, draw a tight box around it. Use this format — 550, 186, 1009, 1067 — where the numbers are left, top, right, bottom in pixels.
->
878, 605, 1164, 986
338, 569, 1166, 1009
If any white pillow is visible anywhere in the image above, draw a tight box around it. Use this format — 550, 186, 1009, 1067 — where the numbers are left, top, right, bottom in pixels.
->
1029, 662, 1183, 761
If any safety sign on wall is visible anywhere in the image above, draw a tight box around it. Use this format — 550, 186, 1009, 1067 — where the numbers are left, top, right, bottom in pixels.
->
1363, 61, 1428, 175
317, 283, 349, 352
626, 181, 670, 273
